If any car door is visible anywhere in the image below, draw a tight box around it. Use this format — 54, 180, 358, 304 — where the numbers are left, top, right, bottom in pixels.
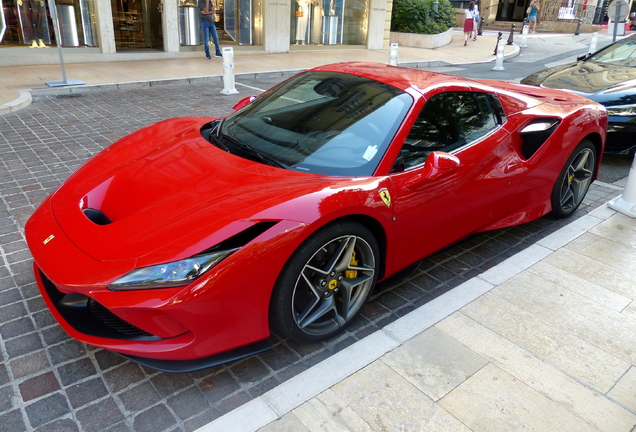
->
388, 89, 526, 267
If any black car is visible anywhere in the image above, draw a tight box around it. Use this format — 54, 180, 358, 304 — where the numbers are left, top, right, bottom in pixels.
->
522, 34, 636, 154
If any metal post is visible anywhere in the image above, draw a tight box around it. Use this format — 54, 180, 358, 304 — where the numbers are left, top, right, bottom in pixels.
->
507, 23, 515, 45
493, 32, 502, 55
45, 0, 84, 87
220, 47, 239, 95
520, 23, 529, 48
589, 32, 598, 53
389, 43, 398, 66
574, 19, 582, 35
477, 16, 484, 35
608, 154, 636, 217
492, 40, 505, 70
520, 17, 527, 33
432, 0, 438, 12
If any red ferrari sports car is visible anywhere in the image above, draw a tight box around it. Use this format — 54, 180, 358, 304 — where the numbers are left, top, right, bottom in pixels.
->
25, 63, 607, 371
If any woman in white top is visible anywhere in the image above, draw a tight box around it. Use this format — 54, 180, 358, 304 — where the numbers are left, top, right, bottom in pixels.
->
464, 1, 475, 46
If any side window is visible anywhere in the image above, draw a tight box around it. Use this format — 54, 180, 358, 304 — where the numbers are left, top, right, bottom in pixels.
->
397, 91, 502, 171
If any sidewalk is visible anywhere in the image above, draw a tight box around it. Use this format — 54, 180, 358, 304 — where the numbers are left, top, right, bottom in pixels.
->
0, 31, 517, 114
202, 203, 636, 432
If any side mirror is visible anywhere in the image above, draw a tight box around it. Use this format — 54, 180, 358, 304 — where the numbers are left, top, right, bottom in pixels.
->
232, 96, 256, 111
576, 53, 591, 61
406, 152, 460, 189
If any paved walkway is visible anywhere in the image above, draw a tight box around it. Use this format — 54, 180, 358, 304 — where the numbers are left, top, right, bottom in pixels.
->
0, 30, 517, 113
202, 203, 636, 432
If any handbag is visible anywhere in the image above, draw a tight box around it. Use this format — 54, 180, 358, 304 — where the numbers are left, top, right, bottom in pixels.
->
526, 6, 532, 14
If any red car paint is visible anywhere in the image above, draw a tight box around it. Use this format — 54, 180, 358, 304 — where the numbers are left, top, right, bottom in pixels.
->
25, 63, 607, 367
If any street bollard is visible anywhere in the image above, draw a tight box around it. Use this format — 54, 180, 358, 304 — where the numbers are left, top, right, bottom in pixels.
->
477, 17, 484, 35
520, 17, 527, 34
220, 47, 239, 95
589, 32, 598, 53
608, 155, 636, 217
493, 32, 502, 55
520, 23, 529, 48
574, 19, 582, 35
389, 43, 398, 66
492, 40, 505, 70
507, 24, 515, 45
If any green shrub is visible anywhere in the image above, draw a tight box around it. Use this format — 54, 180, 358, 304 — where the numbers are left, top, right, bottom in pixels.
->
391, 0, 457, 34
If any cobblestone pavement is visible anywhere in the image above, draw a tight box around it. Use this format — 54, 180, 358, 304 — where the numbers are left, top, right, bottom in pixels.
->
0, 76, 623, 432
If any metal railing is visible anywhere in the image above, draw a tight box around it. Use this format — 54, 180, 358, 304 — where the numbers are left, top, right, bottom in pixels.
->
540, 1, 604, 25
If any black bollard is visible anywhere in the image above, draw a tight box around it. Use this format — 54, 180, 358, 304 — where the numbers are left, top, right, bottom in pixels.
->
494, 32, 502, 55
521, 18, 527, 34
478, 16, 484, 35
507, 24, 515, 45
574, 19, 582, 35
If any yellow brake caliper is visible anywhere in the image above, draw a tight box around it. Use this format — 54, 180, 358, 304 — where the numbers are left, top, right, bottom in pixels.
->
345, 251, 358, 279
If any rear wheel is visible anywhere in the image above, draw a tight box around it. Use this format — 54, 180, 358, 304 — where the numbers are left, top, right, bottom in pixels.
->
550, 139, 596, 218
270, 221, 379, 343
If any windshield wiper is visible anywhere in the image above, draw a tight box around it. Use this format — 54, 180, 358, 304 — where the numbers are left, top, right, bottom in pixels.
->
220, 132, 290, 170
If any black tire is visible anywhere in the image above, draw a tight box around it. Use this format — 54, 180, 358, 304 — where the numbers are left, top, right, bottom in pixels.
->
550, 139, 596, 218
270, 221, 379, 343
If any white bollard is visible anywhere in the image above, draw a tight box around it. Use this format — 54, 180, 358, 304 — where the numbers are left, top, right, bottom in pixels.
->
608, 155, 636, 217
389, 43, 398, 66
588, 32, 598, 54
220, 47, 239, 95
492, 40, 505, 71
520, 24, 528, 48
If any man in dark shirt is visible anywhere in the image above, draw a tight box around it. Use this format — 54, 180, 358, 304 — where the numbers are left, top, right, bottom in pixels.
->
199, 0, 222, 59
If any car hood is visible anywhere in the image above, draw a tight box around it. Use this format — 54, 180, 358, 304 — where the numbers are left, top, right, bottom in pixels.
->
50, 117, 338, 262
521, 60, 636, 107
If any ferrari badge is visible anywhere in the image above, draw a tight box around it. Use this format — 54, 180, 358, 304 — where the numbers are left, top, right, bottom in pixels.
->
379, 189, 391, 208
43, 235, 55, 245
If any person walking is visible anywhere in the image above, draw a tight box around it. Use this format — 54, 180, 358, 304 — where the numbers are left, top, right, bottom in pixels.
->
464, 1, 475, 46
472, 0, 481, 40
528, 0, 540, 33
199, 0, 222, 59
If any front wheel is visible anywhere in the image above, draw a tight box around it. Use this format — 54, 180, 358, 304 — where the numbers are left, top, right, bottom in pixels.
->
550, 139, 596, 218
270, 221, 379, 343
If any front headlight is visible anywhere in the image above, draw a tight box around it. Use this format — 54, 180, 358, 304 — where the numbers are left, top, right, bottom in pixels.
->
108, 248, 238, 290
606, 105, 636, 117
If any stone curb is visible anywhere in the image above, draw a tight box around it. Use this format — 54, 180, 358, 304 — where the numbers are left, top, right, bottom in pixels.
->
0, 89, 32, 116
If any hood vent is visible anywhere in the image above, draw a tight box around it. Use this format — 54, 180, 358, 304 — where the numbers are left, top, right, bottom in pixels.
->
83, 208, 113, 225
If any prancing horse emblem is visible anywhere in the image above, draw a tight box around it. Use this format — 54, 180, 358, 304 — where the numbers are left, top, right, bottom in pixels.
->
379, 189, 391, 208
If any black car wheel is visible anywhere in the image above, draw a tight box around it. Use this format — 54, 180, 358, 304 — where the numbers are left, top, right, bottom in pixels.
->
270, 221, 379, 343
551, 139, 596, 218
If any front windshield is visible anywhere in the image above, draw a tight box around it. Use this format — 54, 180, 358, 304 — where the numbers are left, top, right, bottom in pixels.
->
590, 36, 636, 67
219, 71, 413, 176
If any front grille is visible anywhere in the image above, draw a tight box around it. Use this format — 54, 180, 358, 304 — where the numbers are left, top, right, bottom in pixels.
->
38, 269, 160, 341
88, 299, 153, 338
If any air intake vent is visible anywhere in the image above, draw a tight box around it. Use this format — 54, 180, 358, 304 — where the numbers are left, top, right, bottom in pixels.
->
83, 208, 112, 225
88, 299, 154, 338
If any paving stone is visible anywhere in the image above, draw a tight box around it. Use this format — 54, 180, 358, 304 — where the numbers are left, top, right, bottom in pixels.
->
25, 393, 70, 429
47, 340, 86, 365
0, 288, 22, 305
167, 387, 210, 421
150, 373, 194, 398
119, 381, 162, 412
94, 350, 126, 371
57, 358, 97, 387
199, 370, 241, 402
76, 397, 124, 432
0, 409, 27, 432
182, 408, 221, 432
0, 385, 15, 412
132, 404, 177, 432
0, 302, 27, 324
19, 372, 60, 402
34, 418, 79, 432
103, 363, 145, 393
6, 332, 43, 358
0, 317, 35, 339
0, 365, 8, 386
66, 377, 109, 409
229, 357, 270, 385
10, 351, 50, 379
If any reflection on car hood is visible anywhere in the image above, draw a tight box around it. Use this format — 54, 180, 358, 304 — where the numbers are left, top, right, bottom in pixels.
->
50, 117, 338, 262
521, 60, 636, 107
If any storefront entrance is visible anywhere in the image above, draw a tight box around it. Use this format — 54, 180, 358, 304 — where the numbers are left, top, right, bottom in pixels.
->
112, 0, 163, 50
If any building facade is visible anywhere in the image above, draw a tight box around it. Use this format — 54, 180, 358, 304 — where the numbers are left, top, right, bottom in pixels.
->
0, 0, 393, 66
